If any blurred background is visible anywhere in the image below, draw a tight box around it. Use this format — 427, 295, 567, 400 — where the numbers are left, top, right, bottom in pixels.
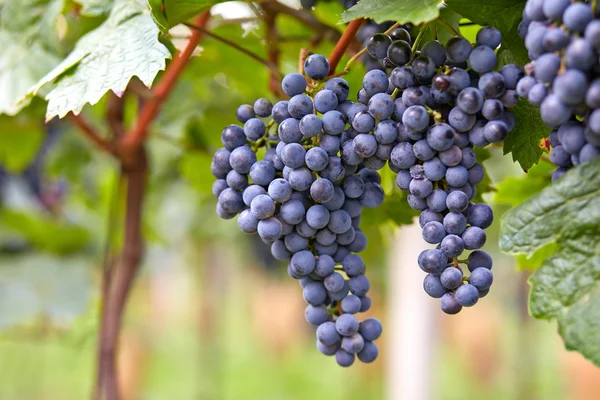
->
0, 1, 599, 399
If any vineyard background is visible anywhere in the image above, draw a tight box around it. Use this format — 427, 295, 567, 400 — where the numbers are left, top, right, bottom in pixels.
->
0, 0, 599, 399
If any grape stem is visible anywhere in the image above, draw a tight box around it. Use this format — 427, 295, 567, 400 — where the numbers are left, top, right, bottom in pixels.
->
437, 18, 462, 37
594, 0, 599, 14
410, 24, 429, 57
260, 1, 342, 43
327, 18, 364, 76
184, 23, 283, 80
69, 113, 114, 155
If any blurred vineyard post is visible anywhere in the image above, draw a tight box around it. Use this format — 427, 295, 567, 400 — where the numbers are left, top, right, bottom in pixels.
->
388, 221, 435, 400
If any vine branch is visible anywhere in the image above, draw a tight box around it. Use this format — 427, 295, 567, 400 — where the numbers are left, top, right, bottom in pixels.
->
264, 8, 283, 96
122, 11, 211, 154
259, 1, 341, 43
69, 113, 114, 155
328, 18, 364, 76
184, 22, 283, 80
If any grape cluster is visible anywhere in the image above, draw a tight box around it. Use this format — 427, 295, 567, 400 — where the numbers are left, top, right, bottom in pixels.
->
212, 54, 384, 367
517, 0, 600, 180
356, 26, 520, 313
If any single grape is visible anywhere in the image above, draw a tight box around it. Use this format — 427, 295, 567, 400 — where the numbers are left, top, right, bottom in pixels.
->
304, 54, 330, 80
440, 293, 462, 315
367, 33, 393, 59
476, 26, 502, 48
446, 37, 472, 63
281, 72, 307, 97
469, 46, 497, 73
455, 283, 479, 307
423, 274, 448, 298
387, 40, 412, 66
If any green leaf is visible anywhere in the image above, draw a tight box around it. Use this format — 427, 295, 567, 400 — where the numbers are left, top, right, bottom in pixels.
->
445, 0, 528, 66
24, 0, 170, 120
419, 7, 462, 46
494, 161, 553, 207
179, 150, 213, 195
341, 0, 444, 25
0, 1, 62, 115
150, 0, 225, 28
0, 115, 45, 172
74, 0, 115, 15
1, 210, 91, 254
500, 158, 600, 366
504, 100, 548, 171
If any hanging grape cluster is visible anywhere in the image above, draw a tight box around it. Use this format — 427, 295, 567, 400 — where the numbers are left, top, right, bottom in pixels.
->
517, 0, 600, 180
212, 55, 384, 367
357, 25, 521, 313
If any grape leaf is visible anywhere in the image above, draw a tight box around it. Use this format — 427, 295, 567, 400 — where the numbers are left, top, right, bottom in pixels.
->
493, 161, 553, 207
503, 101, 548, 171
0, 114, 45, 172
500, 158, 600, 366
341, 0, 444, 25
444, 0, 528, 66
24, 0, 171, 120
73, 0, 115, 15
0, 1, 62, 115
150, 0, 226, 28
1, 210, 91, 254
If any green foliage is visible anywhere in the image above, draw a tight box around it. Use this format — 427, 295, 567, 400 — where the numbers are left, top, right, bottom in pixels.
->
504, 100, 548, 171
494, 161, 553, 207
72, 0, 115, 16
500, 158, 600, 366
24, 0, 170, 120
1, 210, 91, 254
150, 0, 226, 29
0, 115, 45, 172
0, 0, 62, 115
341, 0, 443, 25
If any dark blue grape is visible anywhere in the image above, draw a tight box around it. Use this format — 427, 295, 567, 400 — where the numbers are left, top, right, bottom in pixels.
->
367, 33, 392, 59
563, 3, 592, 33
446, 37, 472, 63
387, 40, 412, 66
272, 101, 291, 123
422, 221, 446, 244
282, 72, 307, 97
304, 54, 330, 80
441, 267, 463, 290
462, 226, 486, 249
469, 46, 497, 73
236, 104, 255, 123
363, 69, 389, 96
421, 40, 447, 67
423, 274, 448, 298
455, 283, 479, 307
440, 293, 462, 314
440, 234, 465, 258
476, 26, 502, 48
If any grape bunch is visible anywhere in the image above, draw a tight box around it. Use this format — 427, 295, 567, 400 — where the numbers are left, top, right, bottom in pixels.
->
355, 26, 521, 313
516, 0, 600, 180
212, 54, 384, 367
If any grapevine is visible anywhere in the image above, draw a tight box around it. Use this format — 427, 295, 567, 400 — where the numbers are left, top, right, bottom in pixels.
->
2, 0, 600, 395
